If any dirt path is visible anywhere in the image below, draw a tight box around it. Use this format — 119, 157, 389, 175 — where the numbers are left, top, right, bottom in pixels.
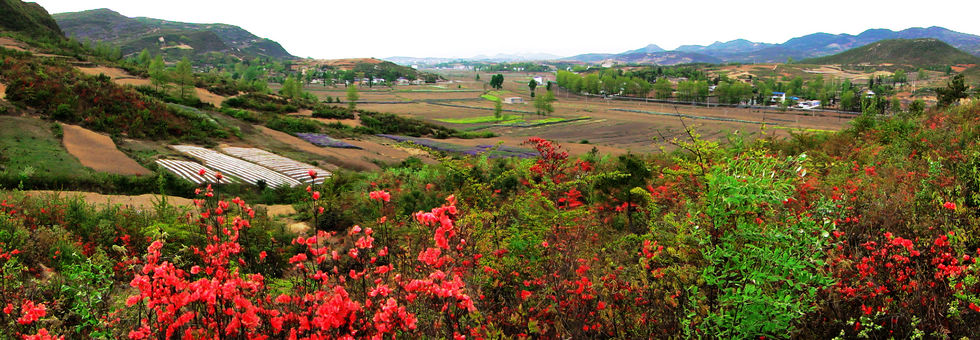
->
61, 124, 152, 176
0, 82, 6, 100
20, 190, 296, 217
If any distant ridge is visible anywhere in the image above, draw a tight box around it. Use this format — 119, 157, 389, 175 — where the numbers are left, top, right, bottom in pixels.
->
559, 26, 980, 65
52, 8, 295, 60
801, 39, 980, 66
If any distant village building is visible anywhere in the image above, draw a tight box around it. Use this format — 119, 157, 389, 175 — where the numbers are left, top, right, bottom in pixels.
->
770, 91, 786, 103
797, 100, 821, 109
396, 78, 410, 85
503, 97, 524, 104
533, 76, 544, 85
411, 79, 425, 85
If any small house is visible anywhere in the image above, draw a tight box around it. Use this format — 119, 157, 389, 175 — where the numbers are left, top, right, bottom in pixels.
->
396, 78, 410, 86
533, 76, 544, 85
770, 92, 786, 103
797, 100, 821, 109
503, 97, 524, 104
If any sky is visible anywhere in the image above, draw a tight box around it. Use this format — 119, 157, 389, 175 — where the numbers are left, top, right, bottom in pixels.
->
31, 0, 980, 59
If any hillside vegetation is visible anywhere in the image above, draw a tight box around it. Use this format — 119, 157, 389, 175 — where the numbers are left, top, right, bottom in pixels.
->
0, 0, 63, 39
802, 38, 980, 66
53, 8, 294, 60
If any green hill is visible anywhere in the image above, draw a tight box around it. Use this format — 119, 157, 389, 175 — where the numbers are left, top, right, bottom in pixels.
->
802, 38, 980, 66
52, 8, 294, 60
0, 0, 63, 39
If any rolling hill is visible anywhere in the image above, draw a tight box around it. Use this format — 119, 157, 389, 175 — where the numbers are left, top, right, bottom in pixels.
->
52, 8, 294, 60
0, 0, 63, 39
801, 39, 980, 66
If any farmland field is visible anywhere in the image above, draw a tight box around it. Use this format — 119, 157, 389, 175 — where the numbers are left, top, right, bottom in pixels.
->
220, 147, 329, 184
346, 71, 854, 154
170, 145, 301, 187
61, 124, 151, 176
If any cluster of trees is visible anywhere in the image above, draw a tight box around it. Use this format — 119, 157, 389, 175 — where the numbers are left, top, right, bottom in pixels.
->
675, 80, 710, 102
489, 74, 505, 90
478, 62, 552, 72
555, 70, 652, 96
143, 54, 197, 101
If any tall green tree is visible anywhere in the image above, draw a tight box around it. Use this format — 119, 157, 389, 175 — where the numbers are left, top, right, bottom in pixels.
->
528, 78, 537, 97
937, 74, 969, 108
494, 97, 503, 120
280, 76, 303, 99
346, 83, 360, 110
654, 78, 673, 100
173, 57, 195, 100
137, 49, 152, 67
534, 89, 556, 115
149, 55, 169, 92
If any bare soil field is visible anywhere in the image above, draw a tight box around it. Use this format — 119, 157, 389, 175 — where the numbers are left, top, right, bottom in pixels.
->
195, 87, 229, 106
61, 124, 152, 176
77, 66, 136, 79
364, 71, 856, 154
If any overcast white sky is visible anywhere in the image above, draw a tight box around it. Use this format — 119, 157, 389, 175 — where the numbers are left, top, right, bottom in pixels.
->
31, 0, 980, 59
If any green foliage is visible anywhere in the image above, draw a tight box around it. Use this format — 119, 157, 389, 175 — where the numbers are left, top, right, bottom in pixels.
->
358, 111, 461, 138
493, 97, 503, 120
937, 74, 969, 108
223, 93, 298, 113
694, 152, 832, 338
311, 105, 355, 119
676, 80, 709, 102
346, 83, 359, 110
533, 89, 555, 115
265, 116, 322, 134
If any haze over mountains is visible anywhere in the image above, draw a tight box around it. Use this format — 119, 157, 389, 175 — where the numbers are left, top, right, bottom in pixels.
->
388, 26, 980, 66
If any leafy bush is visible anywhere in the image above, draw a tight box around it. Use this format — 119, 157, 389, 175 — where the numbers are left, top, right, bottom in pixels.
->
265, 116, 321, 134
311, 105, 355, 119
222, 93, 297, 113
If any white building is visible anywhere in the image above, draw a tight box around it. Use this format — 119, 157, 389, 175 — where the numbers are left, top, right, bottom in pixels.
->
797, 100, 821, 109
503, 97, 524, 104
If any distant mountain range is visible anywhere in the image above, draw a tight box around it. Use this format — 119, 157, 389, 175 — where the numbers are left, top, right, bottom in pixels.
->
561, 26, 980, 65
386, 52, 563, 65
52, 8, 295, 60
387, 26, 980, 66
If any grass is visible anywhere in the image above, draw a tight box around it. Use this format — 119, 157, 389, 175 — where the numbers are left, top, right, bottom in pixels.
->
481, 94, 499, 102
0, 116, 92, 178
436, 115, 519, 124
